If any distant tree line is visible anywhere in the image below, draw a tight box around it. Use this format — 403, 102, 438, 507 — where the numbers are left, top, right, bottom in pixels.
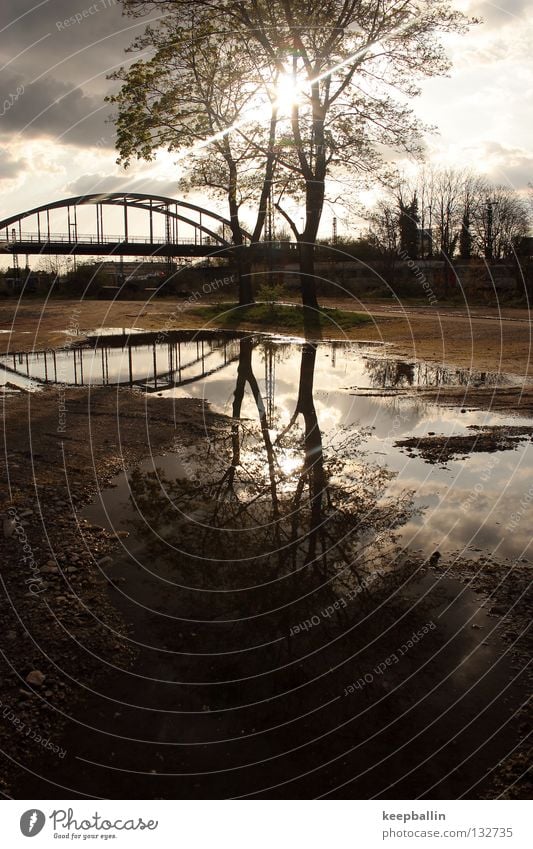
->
366, 168, 531, 263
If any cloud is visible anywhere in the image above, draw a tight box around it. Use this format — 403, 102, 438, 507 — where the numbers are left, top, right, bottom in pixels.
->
0, 70, 113, 146
0, 0, 130, 85
0, 147, 26, 181
65, 172, 180, 198
0, 0, 159, 147
478, 141, 533, 188
468, 0, 531, 27
65, 171, 127, 195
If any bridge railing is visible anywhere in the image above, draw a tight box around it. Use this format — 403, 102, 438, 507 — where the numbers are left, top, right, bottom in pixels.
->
2, 231, 220, 246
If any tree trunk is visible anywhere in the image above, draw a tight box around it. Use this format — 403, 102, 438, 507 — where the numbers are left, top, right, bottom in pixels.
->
299, 177, 325, 310
298, 241, 319, 309
225, 152, 254, 306
236, 249, 254, 306
298, 84, 326, 311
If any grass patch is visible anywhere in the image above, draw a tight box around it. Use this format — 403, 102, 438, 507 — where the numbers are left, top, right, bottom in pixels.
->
188, 301, 371, 333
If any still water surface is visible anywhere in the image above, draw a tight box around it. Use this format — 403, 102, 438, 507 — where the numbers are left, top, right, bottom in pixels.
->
11, 329, 523, 565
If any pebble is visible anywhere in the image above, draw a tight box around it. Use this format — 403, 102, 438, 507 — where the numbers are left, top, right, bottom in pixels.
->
3, 518, 16, 538
26, 670, 46, 687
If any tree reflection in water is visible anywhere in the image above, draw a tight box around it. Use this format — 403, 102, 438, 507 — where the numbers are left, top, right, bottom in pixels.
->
127, 336, 416, 642
363, 356, 498, 389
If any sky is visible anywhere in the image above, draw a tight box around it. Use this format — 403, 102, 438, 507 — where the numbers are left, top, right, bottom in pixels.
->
0, 0, 532, 245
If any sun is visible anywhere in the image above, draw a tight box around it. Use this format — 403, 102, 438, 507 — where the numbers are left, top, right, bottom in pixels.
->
272, 71, 304, 114
277, 451, 302, 477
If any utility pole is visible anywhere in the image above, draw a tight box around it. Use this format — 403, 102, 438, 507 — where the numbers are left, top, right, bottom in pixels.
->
11, 228, 19, 289
267, 183, 274, 284
332, 217, 338, 245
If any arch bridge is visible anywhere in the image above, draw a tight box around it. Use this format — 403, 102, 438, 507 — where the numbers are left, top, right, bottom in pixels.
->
0, 192, 251, 259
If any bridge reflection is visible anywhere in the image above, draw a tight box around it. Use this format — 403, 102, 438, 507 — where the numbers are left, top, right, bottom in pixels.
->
0, 331, 244, 393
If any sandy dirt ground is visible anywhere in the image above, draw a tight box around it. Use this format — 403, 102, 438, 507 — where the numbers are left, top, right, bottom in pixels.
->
1, 297, 531, 414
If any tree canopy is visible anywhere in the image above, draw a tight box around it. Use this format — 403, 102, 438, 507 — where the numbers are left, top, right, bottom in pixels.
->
114, 0, 475, 306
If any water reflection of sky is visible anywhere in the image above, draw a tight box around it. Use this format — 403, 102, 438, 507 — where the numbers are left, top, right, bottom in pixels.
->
4, 334, 532, 563
170, 341, 533, 565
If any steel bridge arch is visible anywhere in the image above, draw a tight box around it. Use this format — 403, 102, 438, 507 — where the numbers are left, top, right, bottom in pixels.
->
0, 192, 252, 249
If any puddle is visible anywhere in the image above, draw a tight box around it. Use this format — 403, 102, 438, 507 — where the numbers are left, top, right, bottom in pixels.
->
8, 329, 522, 565
8, 330, 531, 800
3, 330, 532, 562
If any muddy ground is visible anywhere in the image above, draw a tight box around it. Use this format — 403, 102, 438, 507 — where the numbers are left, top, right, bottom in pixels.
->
396, 425, 533, 464
0, 386, 531, 799
0, 299, 531, 799
0, 387, 221, 796
2, 297, 532, 416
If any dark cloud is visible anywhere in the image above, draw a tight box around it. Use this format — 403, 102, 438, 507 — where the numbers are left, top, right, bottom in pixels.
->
1, 0, 130, 80
0, 0, 156, 146
0, 69, 112, 146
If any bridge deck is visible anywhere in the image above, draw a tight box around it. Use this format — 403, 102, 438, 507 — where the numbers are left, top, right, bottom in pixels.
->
0, 240, 231, 258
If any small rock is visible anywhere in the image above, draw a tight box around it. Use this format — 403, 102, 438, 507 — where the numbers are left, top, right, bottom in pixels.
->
3, 518, 16, 538
97, 556, 112, 566
26, 670, 46, 687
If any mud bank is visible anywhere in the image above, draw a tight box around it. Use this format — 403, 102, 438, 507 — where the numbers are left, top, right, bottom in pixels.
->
0, 387, 221, 794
